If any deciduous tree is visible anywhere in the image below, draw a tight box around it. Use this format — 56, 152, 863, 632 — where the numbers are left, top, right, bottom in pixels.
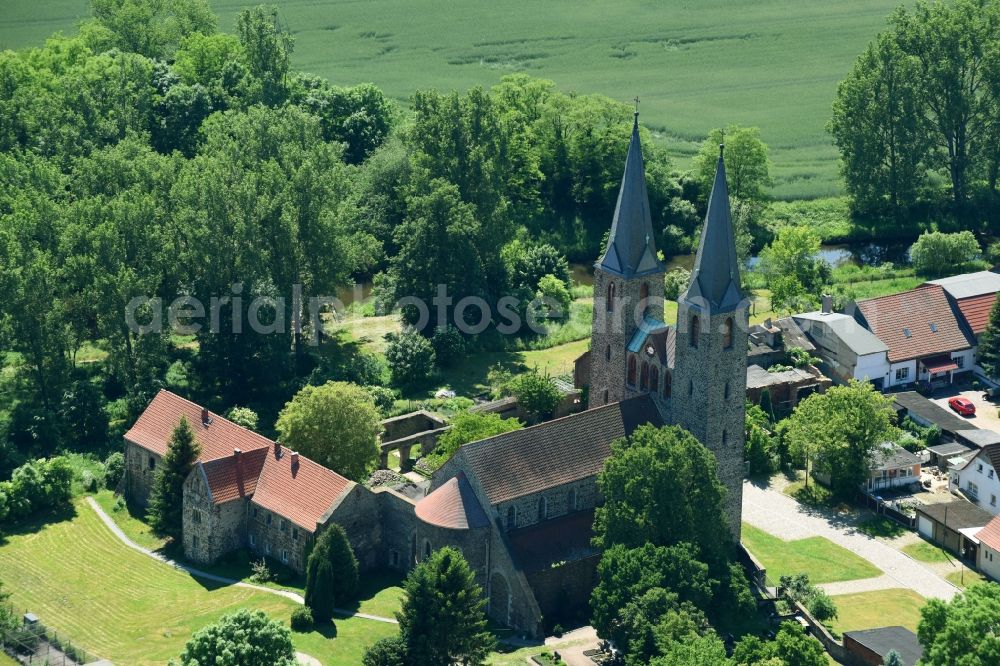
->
918, 583, 1000, 665
175, 608, 294, 666
693, 125, 771, 203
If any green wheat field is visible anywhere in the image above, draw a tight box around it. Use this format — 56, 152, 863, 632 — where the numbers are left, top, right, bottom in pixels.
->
0, 0, 902, 198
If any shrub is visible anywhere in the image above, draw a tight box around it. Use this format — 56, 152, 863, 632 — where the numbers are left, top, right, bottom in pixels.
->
225, 406, 259, 431
364, 385, 396, 414
250, 558, 274, 583
663, 267, 692, 300
807, 589, 838, 621
430, 326, 467, 367
384, 330, 435, 387
510, 370, 562, 421
103, 451, 125, 489
80, 471, 98, 493
535, 274, 572, 321
910, 231, 981, 277
362, 635, 408, 666
290, 606, 314, 632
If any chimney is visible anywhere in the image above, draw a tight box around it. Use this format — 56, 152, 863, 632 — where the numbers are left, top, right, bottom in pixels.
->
233, 447, 241, 460
821, 294, 833, 314
274, 440, 282, 458
290, 452, 299, 467
201, 407, 210, 426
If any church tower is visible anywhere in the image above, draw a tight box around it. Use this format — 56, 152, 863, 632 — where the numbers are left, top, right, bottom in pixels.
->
588, 113, 666, 407
672, 146, 750, 539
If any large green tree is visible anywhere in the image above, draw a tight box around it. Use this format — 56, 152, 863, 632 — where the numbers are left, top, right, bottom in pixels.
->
692, 125, 771, 203
757, 226, 828, 313
909, 231, 982, 277
396, 547, 495, 666
275, 382, 381, 482
84, 0, 216, 59
428, 411, 522, 468
978, 294, 1000, 380
829, 32, 930, 218
304, 524, 359, 623
784, 381, 898, 496
593, 425, 731, 565
175, 608, 294, 666
918, 582, 1000, 665
147, 416, 201, 538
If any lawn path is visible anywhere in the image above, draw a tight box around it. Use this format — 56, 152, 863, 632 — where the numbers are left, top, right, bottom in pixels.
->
85, 497, 398, 625
742, 482, 958, 601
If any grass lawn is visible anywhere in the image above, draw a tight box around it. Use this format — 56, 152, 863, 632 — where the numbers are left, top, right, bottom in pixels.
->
946, 569, 986, 589
856, 516, 908, 539
0, 0, 903, 199
0, 499, 398, 665
825, 589, 925, 638
741, 524, 882, 584
902, 539, 955, 565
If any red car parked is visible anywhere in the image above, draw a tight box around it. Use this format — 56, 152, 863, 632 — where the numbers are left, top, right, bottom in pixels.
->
948, 396, 976, 416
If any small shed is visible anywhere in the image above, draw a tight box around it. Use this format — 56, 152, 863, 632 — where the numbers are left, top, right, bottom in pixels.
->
892, 391, 972, 440
955, 428, 1000, 450
926, 441, 976, 468
843, 626, 923, 666
915, 500, 993, 560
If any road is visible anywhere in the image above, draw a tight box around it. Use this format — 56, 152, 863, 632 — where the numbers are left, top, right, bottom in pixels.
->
742, 481, 959, 601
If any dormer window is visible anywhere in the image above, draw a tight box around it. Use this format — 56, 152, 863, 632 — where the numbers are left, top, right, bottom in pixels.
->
903, 328, 912, 338
929, 323, 938, 333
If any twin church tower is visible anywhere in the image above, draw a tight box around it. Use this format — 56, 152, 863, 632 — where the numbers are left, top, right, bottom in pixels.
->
585, 112, 749, 536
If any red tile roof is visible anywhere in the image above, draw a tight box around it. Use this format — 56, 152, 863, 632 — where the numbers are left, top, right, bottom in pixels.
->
125, 390, 272, 461
415, 473, 489, 530
978, 514, 1000, 552
251, 449, 353, 532
200, 447, 269, 504
856, 285, 974, 363
955, 293, 997, 335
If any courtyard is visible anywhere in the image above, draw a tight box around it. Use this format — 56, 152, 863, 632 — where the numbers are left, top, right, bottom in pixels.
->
930, 385, 1000, 433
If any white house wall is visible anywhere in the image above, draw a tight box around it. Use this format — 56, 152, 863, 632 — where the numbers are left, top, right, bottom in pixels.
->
889, 360, 918, 388
854, 353, 890, 385
955, 455, 1000, 516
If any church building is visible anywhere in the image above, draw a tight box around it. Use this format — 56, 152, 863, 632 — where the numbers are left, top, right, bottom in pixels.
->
123, 111, 749, 638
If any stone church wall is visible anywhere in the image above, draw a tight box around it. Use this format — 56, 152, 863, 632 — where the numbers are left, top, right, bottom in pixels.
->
495, 478, 598, 532
375, 488, 418, 572
524, 554, 600, 632
324, 485, 383, 571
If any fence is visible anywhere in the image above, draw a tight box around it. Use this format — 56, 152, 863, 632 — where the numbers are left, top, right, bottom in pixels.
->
1, 605, 99, 665
858, 491, 917, 530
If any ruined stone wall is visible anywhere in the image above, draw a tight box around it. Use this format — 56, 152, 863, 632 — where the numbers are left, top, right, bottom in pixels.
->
524, 554, 600, 632
375, 488, 419, 572
124, 441, 159, 507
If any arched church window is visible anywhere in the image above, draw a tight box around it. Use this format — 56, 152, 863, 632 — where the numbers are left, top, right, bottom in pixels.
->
640, 363, 649, 391
538, 496, 547, 522
722, 430, 728, 447
689, 315, 700, 347
724, 382, 730, 400
650, 366, 659, 394
640, 282, 649, 316
663, 371, 671, 398
424, 539, 432, 559
606, 282, 615, 313
723, 317, 734, 349
602, 389, 609, 404
568, 488, 577, 511
506, 506, 516, 530
627, 356, 637, 386
605, 345, 611, 361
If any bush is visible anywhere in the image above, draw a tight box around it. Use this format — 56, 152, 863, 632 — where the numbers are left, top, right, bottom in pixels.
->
290, 606, 314, 632
364, 385, 396, 415
510, 370, 562, 421
2, 456, 75, 520
225, 406, 259, 431
362, 635, 408, 666
250, 558, 274, 584
663, 267, 692, 300
80, 470, 98, 493
430, 326, 467, 367
535, 274, 572, 321
910, 231, 981, 277
807, 589, 838, 621
384, 330, 435, 387
104, 451, 125, 489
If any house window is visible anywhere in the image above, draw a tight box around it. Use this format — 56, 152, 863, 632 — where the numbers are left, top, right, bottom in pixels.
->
148, 456, 156, 470
650, 366, 659, 395
688, 379, 694, 397
266, 513, 272, 525
722, 430, 728, 447
895, 367, 910, 381
538, 496, 547, 522
663, 372, 671, 398
627, 356, 637, 386
724, 382, 730, 400
640, 363, 649, 391
689, 315, 700, 347
723, 317, 734, 349
969, 481, 980, 497
280, 519, 287, 533
979, 464, 984, 474
606, 282, 615, 313
265, 543, 271, 555
991, 469, 995, 480
992, 495, 997, 508
192, 510, 202, 524
602, 389, 609, 405
506, 506, 517, 530
253, 507, 258, 518
955, 356, 965, 368
292, 528, 299, 541
192, 535, 199, 549
568, 488, 577, 511
281, 549, 288, 564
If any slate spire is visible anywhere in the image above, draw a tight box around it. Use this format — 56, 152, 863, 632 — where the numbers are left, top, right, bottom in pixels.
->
595, 112, 663, 278
683, 145, 745, 312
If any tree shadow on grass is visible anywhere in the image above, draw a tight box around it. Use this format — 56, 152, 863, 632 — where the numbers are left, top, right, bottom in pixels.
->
0, 503, 78, 546
337, 568, 405, 616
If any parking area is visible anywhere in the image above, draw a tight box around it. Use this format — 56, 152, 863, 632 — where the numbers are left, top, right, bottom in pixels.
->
930, 387, 1000, 432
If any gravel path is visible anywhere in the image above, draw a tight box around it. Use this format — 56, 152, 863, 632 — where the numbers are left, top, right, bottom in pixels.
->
742, 481, 959, 601
85, 496, 398, 624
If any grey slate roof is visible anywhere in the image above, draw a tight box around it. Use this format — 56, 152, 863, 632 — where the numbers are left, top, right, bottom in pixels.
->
458, 394, 662, 505
926, 441, 975, 459
916, 499, 993, 530
683, 147, 745, 313
955, 429, 1000, 448
843, 626, 923, 666
596, 115, 663, 278
927, 270, 1000, 300
873, 442, 920, 471
794, 311, 889, 356
892, 391, 972, 435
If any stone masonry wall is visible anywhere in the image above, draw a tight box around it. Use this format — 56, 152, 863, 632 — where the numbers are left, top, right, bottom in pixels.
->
672, 301, 749, 540
324, 485, 383, 571
524, 554, 600, 631
495, 478, 598, 532
247, 502, 312, 573
375, 488, 419, 572
182, 469, 246, 566
124, 441, 160, 507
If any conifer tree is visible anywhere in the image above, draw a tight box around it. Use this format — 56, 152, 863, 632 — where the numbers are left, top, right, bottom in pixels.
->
147, 416, 200, 539
305, 524, 359, 623
396, 547, 495, 666
978, 294, 1000, 380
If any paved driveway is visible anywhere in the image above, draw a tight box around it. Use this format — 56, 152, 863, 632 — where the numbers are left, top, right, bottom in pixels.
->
742, 481, 958, 601
930, 387, 1000, 432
